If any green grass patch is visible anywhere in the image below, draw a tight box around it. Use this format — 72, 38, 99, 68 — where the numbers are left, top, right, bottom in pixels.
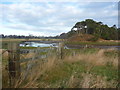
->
63, 48, 99, 55
104, 50, 119, 58
78, 48, 99, 54
37, 59, 118, 88
39, 52, 47, 55
91, 65, 118, 81
37, 61, 87, 87
20, 47, 37, 49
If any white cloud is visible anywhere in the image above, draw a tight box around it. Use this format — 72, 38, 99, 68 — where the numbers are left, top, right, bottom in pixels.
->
1, 0, 119, 2
0, 2, 118, 36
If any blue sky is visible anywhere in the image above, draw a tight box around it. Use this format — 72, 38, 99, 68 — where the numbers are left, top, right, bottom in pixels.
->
0, 1, 118, 36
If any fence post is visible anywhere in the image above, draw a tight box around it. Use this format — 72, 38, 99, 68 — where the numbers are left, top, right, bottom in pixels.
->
58, 42, 64, 59
8, 42, 20, 87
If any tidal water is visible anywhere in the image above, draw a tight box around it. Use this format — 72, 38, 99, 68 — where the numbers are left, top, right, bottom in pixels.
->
20, 42, 58, 47
20, 41, 120, 50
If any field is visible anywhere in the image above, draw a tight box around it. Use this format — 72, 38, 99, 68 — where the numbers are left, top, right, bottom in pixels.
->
1, 38, 119, 88
65, 41, 120, 46
0, 38, 62, 42
2, 46, 119, 88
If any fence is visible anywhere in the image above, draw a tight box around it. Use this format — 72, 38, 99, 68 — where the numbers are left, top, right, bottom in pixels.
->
2, 42, 64, 87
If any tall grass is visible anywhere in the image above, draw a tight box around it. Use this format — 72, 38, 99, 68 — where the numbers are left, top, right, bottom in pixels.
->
14, 55, 58, 88
64, 49, 118, 67
2, 48, 118, 88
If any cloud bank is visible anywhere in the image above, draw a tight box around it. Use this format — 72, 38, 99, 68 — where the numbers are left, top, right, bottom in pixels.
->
0, 2, 118, 36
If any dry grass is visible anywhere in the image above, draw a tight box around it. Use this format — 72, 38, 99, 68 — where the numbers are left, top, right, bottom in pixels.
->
63, 71, 117, 88
2, 48, 118, 88
64, 49, 118, 67
67, 74, 80, 88
66, 72, 117, 88
20, 52, 36, 59
68, 34, 95, 42
14, 55, 58, 88
80, 73, 117, 88
0, 49, 8, 57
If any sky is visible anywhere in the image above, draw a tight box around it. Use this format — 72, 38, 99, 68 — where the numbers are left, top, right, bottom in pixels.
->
0, 0, 119, 36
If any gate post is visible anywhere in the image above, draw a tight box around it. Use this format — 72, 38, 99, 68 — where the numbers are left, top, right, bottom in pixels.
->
58, 42, 64, 59
8, 42, 20, 87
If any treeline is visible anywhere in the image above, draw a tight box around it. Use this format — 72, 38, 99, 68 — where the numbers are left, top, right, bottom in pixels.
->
1, 19, 120, 40
59, 19, 120, 40
0, 34, 57, 39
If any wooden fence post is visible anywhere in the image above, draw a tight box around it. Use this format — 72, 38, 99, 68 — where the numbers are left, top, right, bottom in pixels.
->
8, 42, 20, 87
58, 43, 64, 59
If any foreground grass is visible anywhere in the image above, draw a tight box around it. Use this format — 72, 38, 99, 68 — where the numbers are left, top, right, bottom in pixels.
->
2, 48, 119, 88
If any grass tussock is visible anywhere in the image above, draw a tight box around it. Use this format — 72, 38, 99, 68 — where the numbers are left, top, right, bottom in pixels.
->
80, 73, 117, 88
14, 55, 58, 88
64, 49, 118, 67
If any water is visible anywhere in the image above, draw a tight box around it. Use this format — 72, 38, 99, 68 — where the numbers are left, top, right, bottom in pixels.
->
20, 41, 120, 50
20, 42, 58, 47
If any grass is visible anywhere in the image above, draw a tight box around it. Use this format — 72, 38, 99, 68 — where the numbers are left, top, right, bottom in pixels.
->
104, 50, 118, 58
2, 47, 119, 88
65, 41, 120, 46
1, 38, 119, 88
1, 38, 62, 42
2, 41, 21, 49
20, 46, 51, 49
35, 57, 118, 88
35, 61, 86, 88
91, 65, 118, 81
20, 47, 37, 49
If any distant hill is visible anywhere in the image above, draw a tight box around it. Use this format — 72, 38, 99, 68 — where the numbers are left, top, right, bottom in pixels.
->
59, 19, 119, 40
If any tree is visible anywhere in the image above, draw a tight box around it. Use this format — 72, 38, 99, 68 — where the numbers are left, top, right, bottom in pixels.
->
112, 25, 117, 29
69, 19, 119, 40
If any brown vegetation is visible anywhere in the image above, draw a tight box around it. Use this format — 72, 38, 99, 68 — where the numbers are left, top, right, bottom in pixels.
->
64, 49, 118, 67
68, 34, 94, 42
2, 48, 118, 88
68, 34, 102, 42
